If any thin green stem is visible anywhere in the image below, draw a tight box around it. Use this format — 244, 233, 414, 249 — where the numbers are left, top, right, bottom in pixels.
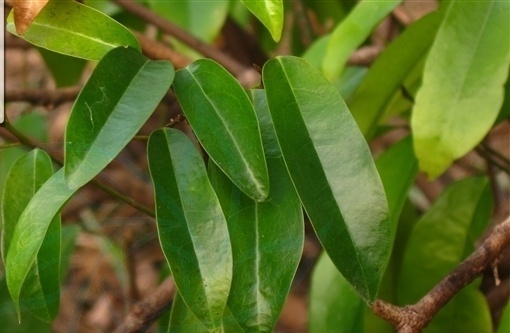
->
0, 142, 23, 149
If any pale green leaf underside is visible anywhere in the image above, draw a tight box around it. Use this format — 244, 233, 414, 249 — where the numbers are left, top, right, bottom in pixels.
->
241, 0, 283, 41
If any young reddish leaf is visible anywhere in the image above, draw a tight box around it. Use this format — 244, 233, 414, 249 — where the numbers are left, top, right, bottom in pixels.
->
12, 0, 48, 35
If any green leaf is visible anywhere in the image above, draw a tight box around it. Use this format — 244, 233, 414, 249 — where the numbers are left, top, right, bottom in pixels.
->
6, 0, 140, 61
348, 12, 441, 139
263, 56, 390, 303
65, 46, 174, 189
209, 157, 303, 332
148, 0, 229, 43
241, 0, 283, 42
323, 0, 402, 81
499, 301, 510, 333
1, 149, 61, 322
5, 168, 77, 320
411, 0, 510, 178
309, 253, 365, 333
38, 48, 87, 87
169, 292, 208, 333
398, 176, 492, 306
173, 59, 269, 201
147, 128, 232, 331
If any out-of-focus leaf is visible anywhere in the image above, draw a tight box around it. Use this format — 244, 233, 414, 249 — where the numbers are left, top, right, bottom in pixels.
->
398, 176, 492, 319
309, 253, 365, 333
38, 48, 87, 87
148, 0, 229, 43
412, 0, 510, 178
241, 0, 283, 41
12, 0, 48, 34
5, 168, 77, 319
148, 128, 232, 331
1, 149, 60, 322
173, 59, 268, 201
309, 136, 417, 333
60, 225, 80, 281
263, 56, 390, 303
498, 301, 510, 333
497, 73, 510, 123
348, 12, 441, 139
323, 0, 402, 81
65, 47, 174, 189
209, 156, 303, 332
6, 0, 140, 61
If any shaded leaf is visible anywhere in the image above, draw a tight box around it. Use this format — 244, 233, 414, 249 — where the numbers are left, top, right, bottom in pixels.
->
241, 0, 283, 42
38, 48, 87, 87
5, 168, 77, 319
6, 0, 140, 61
65, 46, 174, 189
173, 59, 268, 201
412, 0, 510, 178
1, 149, 61, 322
498, 301, 510, 333
12, 0, 48, 34
263, 56, 390, 303
348, 12, 441, 139
169, 292, 208, 333
148, 128, 232, 330
323, 0, 402, 81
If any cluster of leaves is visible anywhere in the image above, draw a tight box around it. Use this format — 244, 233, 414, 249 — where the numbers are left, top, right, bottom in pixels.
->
1, 0, 509, 332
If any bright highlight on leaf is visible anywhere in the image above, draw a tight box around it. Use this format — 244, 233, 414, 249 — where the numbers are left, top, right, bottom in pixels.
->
241, 0, 283, 42
412, 0, 510, 179
6, 0, 140, 61
148, 128, 232, 331
173, 59, 269, 201
263, 56, 390, 303
12, 0, 48, 35
65, 47, 174, 190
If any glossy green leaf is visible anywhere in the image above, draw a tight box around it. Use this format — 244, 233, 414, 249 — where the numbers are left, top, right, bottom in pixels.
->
38, 48, 87, 87
5, 168, 77, 319
65, 46, 174, 189
309, 253, 365, 333
1, 149, 61, 322
412, 0, 510, 178
148, 0, 229, 43
209, 157, 303, 332
148, 128, 232, 331
173, 59, 269, 201
263, 56, 390, 303
398, 176, 492, 306
323, 0, 402, 81
241, 0, 283, 41
348, 12, 441, 139
309, 136, 417, 333
498, 301, 510, 333
6, 0, 140, 61
169, 292, 208, 333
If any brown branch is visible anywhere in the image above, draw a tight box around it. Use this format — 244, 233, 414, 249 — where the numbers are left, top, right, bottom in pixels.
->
6, 86, 81, 105
113, 277, 176, 333
134, 31, 191, 69
113, 0, 260, 87
372, 215, 510, 333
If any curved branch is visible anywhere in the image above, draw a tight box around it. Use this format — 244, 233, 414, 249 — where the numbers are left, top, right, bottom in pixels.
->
373, 215, 510, 333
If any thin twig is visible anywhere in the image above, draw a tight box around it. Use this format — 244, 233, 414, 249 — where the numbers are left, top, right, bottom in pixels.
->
6, 86, 81, 105
134, 31, 191, 69
113, 0, 260, 87
113, 277, 176, 333
1, 118, 155, 218
373, 215, 510, 333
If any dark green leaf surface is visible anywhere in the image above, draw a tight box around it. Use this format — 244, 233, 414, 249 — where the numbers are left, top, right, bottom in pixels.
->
1, 149, 61, 322
6, 0, 140, 61
412, 0, 510, 178
5, 168, 77, 319
241, 0, 283, 41
148, 0, 229, 43
323, 0, 402, 81
209, 157, 303, 332
65, 47, 174, 189
173, 59, 269, 201
38, 48, 87, 87
398, 176, 492, 306
148, 128, 232, 330
498, 302, 510, 333
169, 292, 208, 333
348, 12, 441, 139
263, 56, 390, 303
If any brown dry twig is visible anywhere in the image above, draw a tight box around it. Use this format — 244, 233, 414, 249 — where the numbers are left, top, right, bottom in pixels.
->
372, 215, 510, 333
6, 86, 81, 105
113, 277, 176, 333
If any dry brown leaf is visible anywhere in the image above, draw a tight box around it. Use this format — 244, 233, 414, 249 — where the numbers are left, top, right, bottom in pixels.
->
12, 0, 49, 35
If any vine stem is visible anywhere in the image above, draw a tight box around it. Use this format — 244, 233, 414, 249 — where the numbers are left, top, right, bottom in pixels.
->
1, 117, 155, 218
372, 215, 510, 332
